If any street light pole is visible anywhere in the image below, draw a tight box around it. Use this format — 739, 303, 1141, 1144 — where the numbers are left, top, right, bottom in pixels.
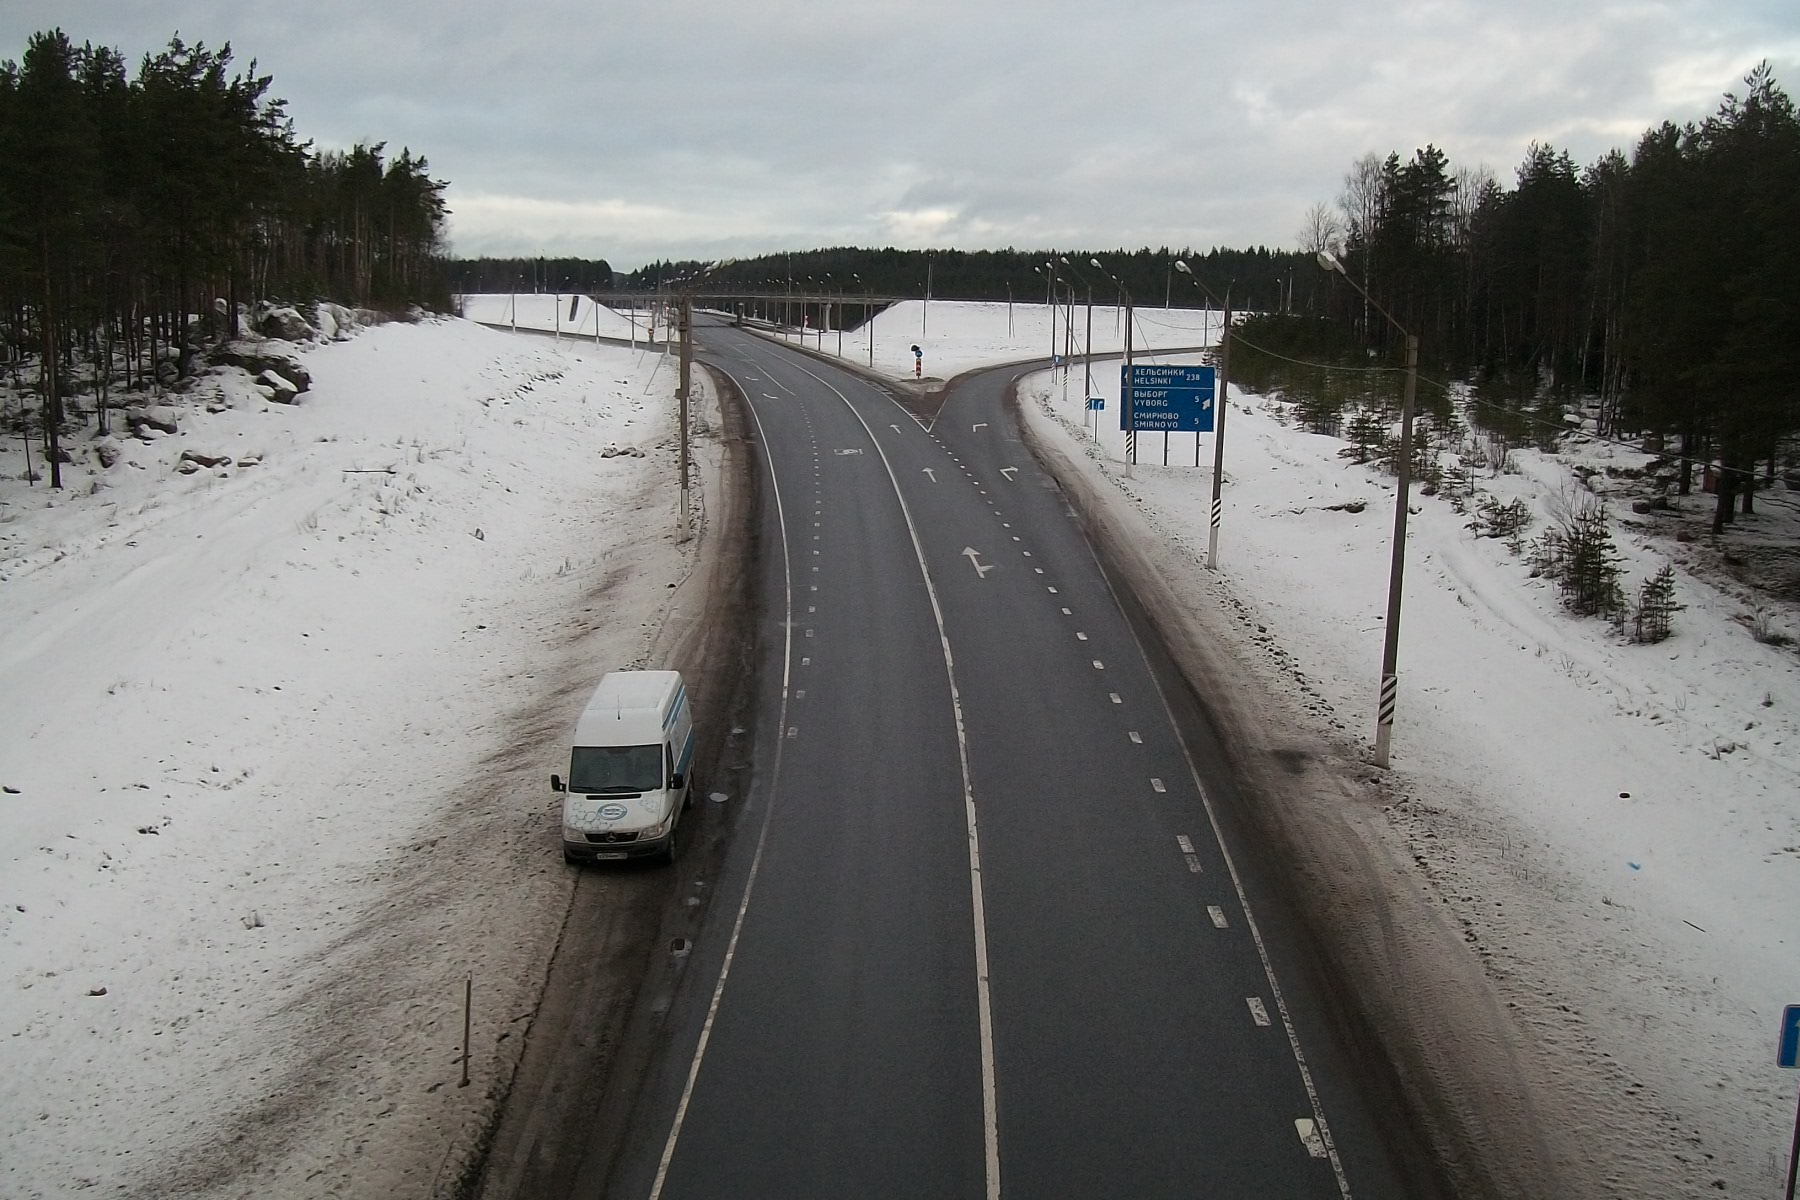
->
1318, 251, 1418, 768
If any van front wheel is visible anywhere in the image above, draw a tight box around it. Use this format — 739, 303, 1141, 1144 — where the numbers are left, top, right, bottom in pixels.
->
660, 825, 679, 866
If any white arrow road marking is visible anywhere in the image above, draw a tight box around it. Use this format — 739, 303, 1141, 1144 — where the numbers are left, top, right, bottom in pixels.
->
923, 468, 937, 483
962, 547, 995, 578
972, 422, 988, 431
999, 467, 1018, 481
891, 424, 903, 432
1295, 1119, 1329, 1159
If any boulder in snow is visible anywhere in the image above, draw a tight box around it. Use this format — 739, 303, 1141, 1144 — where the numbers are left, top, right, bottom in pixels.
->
254, 304, 313, 341
126, 405, 181, 435
180, 450, 232, 469
212, 345, 311, 394
258, 371, 301, 404
95, 438, 123, 469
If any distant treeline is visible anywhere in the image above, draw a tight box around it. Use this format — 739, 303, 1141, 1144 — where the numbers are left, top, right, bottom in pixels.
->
616, 247, 1313, 314
1, 27, 451, 480
448, 257, 614, 295
1278, 62, 1799, 504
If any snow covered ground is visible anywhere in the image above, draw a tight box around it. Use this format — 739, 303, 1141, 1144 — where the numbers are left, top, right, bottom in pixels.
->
748, 297, 1222, 383
6, 290, 1795, 1195
806, 303, 1797, 1195
459, 291, 661, 345
0, 312, 712, 1196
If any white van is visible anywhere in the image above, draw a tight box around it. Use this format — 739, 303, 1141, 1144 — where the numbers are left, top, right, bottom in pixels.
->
551, 670, 694, 865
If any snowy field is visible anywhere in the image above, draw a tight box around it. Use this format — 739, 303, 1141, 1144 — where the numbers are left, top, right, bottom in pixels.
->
0, 313, 710, 1196
750, 297, 1223, 383
6, 291, 1795, 1195
459, 291, 661, 345
815, 303, 1796, 1196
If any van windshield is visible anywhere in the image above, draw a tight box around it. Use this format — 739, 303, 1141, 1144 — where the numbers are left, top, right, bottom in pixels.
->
569, 744, 663, 794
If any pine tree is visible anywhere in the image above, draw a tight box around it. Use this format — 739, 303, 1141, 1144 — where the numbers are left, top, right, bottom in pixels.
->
1631, 564, 1682, 643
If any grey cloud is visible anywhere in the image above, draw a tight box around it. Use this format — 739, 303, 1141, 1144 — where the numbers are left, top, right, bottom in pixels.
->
6, 0, 1796, 266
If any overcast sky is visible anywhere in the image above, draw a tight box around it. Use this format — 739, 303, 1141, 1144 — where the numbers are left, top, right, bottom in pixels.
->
7, 2, 1798, 269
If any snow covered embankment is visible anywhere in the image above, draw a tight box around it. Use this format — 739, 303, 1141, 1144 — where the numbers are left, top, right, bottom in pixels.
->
0, 315, 703, 1197
1025, 358, 1800, 1197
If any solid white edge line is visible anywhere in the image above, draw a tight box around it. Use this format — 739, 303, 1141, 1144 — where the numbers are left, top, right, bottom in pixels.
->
646, 362, 796, 1200
783, 354, 1003, 1200
1087, 540, 1354, 1200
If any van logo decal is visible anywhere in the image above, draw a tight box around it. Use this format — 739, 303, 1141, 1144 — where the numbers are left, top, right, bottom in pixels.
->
599, 803, 629, 821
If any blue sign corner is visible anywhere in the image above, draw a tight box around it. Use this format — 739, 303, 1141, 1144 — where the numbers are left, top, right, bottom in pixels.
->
1780, 1005, 1800, 1068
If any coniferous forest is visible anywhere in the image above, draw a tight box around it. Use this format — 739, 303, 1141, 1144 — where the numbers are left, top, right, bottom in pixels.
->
1, 27, 450, 483
1264, 63, 1800, 515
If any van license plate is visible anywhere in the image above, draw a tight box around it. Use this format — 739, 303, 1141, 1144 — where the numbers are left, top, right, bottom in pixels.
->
596, 851, 629, 861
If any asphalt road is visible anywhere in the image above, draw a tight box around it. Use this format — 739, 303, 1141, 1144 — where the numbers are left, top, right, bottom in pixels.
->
601, 320, 1426, 1199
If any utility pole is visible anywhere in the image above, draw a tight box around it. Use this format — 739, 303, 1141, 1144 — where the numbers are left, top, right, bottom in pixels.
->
678, 295, 693, 543
1123, 295, 1135, 466
1084, 287, 1093, 437
1206, 292, 1232, 570
1373, 333, 1419, 767
924, 257, 932, 340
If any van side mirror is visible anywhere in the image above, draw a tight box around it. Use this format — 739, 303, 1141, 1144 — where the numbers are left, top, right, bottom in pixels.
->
550, 774, 565, 793
669, 773, 684, 791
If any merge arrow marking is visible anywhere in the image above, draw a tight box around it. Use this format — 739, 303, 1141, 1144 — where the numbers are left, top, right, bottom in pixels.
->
961, 547, 995, 578
972, 422, 988, 432
922, 468, 937, 483
999, 467, 1018, 481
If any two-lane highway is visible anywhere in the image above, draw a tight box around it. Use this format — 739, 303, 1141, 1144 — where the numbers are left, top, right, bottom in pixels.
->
602, 321, 1424, 1198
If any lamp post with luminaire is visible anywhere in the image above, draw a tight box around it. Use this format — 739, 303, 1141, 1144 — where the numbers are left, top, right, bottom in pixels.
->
1317, 249, 1419, 769
1090, 257, 1136, 463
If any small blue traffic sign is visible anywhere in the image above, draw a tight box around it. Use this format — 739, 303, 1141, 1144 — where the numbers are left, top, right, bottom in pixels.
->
1780, 1006, 1800, 1068
1087, 397, 1105, 411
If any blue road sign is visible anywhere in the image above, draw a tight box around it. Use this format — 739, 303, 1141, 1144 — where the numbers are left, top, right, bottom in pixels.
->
1120, 364, 1216, 433
1780, 1006, 1800, 1067
1087, 397, 1105, 411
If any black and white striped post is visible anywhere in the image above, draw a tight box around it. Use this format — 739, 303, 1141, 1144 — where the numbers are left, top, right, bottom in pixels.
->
1206, 293, 1232, 570
1317, 252, 1417, 768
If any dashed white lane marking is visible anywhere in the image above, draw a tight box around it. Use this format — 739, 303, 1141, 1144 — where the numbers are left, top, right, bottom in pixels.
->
1150, 777, 1165, 792
804, 629, 814, 638
1012, 536, 1021, 542
786, 727, 797, 738
807, 605, 816, 613
1035, 568, 1046, 575
794, 689, 806, 700
1296, 1119, 1329, 1159
1208, 905, 1229, 928
1109, 692, 1122, 703
800, 657, 810, 667
1092, 660, 1105, 670
783, 354, 1002, 1199
1076, 632, 1089, 641
1045, 584, 1056, 591
1247, 997, 1272, 1027
1022, 551, 1032, 557
1128, 731, 1141, 743
1185, 855, 1203, 873
1177, 834, 1195, 854
1061, 607, 1071, 615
